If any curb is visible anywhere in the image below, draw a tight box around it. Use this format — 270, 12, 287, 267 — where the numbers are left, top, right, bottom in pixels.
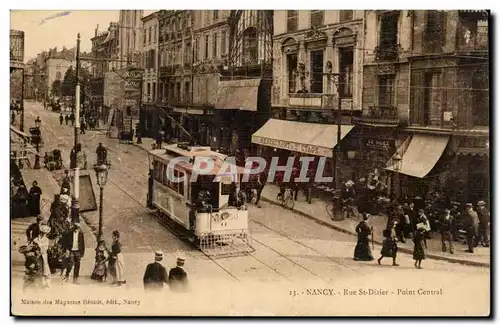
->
260, 197, 490, 268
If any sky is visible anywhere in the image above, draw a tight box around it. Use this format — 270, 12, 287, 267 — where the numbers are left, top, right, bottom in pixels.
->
10, 10, 154, 61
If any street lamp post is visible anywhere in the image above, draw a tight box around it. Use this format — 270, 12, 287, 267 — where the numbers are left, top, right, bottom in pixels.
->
324, 72, 342, 219
393, 153, 402, 201
70, 33, 82, 225
93, 160, 110, 241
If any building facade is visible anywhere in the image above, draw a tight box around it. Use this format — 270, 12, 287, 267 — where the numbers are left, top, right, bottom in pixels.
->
254, 10, 363, 183
44, 47, 75, 98
140, 11, 160, 136
157, 10, 197, 142
360, 10, 489, 204
118, 10, 144, 68
91, 22, 120, 122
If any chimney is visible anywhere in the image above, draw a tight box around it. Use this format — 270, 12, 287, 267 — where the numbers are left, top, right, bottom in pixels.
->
95, 24, 99, 37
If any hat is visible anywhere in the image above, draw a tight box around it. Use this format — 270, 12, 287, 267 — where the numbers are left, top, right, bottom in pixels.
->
363, 213, 370, 221
465, 203, 473, 207
39, 225, 51, 233
155, 250, 163, 261
477, 201, 486, 206
177, 257, 185, 266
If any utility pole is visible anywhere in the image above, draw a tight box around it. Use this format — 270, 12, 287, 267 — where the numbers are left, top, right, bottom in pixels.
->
71, 33, 81, 224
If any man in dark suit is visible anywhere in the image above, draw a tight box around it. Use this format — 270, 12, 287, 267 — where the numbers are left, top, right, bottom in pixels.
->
26, 215, 43, 242
60, 222, 85, 283
168, 257, 188, 292
439, 208, 455, 254
143, 251, 168, 291
476, 200, 490, 247
464, 203, 479, 253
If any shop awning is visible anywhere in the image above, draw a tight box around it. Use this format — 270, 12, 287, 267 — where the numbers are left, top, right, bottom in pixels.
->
215, 79, 260, 111
385, 134, 449, 178
10, 125, 31, 139
251, 119, 354, 157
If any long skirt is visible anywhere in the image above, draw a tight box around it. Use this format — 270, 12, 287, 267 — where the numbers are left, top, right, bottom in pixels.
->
354, 238, 374, 261
114, 253, 125, 283
380, 239, 398, 258
91, 259, 107, 281
413, 241, 426, 260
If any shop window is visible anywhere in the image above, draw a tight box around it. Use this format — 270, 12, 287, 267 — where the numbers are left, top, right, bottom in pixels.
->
287, 10, 298, 32
310, 10, 324, 29
424, 10, 446, 53
242, 28, 258, 64
339, 47, 353, 98
339, 10, 353, 22
378, 75, 395, 106
378, 12, 399, 60
287, 53, 298, 93
310, 50, 324, 93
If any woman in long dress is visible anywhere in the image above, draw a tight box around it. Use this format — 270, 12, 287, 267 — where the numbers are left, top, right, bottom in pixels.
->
354, 214, 374, 261
91, 240, 108, 282
413, 226, 427, 269
109, 230, 126, 286
377, 220, 399, 266
33, 224, 52, 288
27, 181, 42, 217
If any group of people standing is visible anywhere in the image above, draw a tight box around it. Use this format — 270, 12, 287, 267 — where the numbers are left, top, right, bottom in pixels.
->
11, 178, 43, 219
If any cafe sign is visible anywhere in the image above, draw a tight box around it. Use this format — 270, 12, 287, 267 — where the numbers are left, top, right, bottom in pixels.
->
252, 135, 332, 157
363, 138, 393, 152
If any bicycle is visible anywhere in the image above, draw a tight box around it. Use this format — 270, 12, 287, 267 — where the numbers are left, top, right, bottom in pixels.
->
276, 188, 295, 210
326, 197, 359, 220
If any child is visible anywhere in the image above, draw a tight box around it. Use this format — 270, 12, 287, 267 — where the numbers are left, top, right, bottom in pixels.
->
91, 240, 108, 282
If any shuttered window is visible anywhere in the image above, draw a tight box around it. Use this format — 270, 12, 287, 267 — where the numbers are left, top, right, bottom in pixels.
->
310, 10, 324, 28
424, 10, 446, 52
287, 10, 298, 32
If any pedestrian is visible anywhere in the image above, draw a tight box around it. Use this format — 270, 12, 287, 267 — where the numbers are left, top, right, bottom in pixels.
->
59, 114, 64, 125
61, 170, 71, 194
27, 181, 43, 217
13, 185, 29, 218
464, 203, 479, 253
59, 188, 71, 216
353, 213, 374, 261
143, 250, 168, 291
476, 200, 490, 247
69, 113, 75, 126
415, 209, 431, 249
393, 204, 407, 243
377, 220, 399, 266
109, 230, 126, 286
439, 208, 455, 254
413, 224, 427, 269
26, 215, 44, 242
156, 131, 163, 149
91, 240, 108, 282
33, 224, 52, 288
80, 119, 86, 134
168, 257, 189, 292
60, 222, 85, 284
65, 115, 69, 125
96, 143, 108, 165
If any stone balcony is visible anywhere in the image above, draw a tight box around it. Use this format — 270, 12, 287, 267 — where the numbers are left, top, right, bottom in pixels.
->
352, 105, 401, 126
287, 93, 354, 111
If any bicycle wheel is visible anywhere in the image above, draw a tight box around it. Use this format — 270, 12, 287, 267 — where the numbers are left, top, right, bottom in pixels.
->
284, 196, 294, 210
326, 203, 335, 218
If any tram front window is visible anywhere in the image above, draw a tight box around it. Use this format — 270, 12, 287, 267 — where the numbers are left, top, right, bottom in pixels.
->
191, 175, 219, 211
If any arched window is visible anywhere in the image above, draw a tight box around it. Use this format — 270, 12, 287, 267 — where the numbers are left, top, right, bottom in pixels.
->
242, 27, 258, 64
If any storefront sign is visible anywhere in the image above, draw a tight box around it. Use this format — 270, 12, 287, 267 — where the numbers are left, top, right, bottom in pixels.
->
252, 136, 332, 157
363, 139, 393, 152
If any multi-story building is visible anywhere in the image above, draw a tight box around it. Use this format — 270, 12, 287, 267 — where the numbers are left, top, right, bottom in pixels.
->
360, 10, 489, 203
44, 47, 75, 97
255, 10, 363, 182
157, 10, 197, 141
191, 10, 273, 151
140, 11, 160, 136
90, 22, 120, 121
23, 59, 36, 99
118, 10, 143, 68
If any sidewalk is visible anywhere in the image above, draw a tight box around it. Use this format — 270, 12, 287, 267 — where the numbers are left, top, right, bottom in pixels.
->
260, 184, 490, 267
131, 138, 489, 267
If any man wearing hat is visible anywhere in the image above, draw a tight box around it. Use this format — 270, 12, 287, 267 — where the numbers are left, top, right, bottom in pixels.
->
26, 215, 44, 242
439, 208, 455, 254
464, 203, 479, 253
61, 170, 71, 194
476, 200, 490, 247
60, 222, 85, 283
143, 251, 168, 291
168, 257, 188, 292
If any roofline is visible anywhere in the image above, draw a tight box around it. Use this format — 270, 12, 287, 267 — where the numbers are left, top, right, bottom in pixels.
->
141, 11, 160, 22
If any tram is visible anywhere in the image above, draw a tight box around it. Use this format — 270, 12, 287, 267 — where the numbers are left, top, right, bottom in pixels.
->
147, 143, 254, 256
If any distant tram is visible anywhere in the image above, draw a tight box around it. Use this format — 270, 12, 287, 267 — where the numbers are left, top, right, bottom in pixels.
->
147, 143, 254, 256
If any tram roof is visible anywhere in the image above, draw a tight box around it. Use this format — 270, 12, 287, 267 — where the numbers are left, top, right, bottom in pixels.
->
149, 144, 247, 175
